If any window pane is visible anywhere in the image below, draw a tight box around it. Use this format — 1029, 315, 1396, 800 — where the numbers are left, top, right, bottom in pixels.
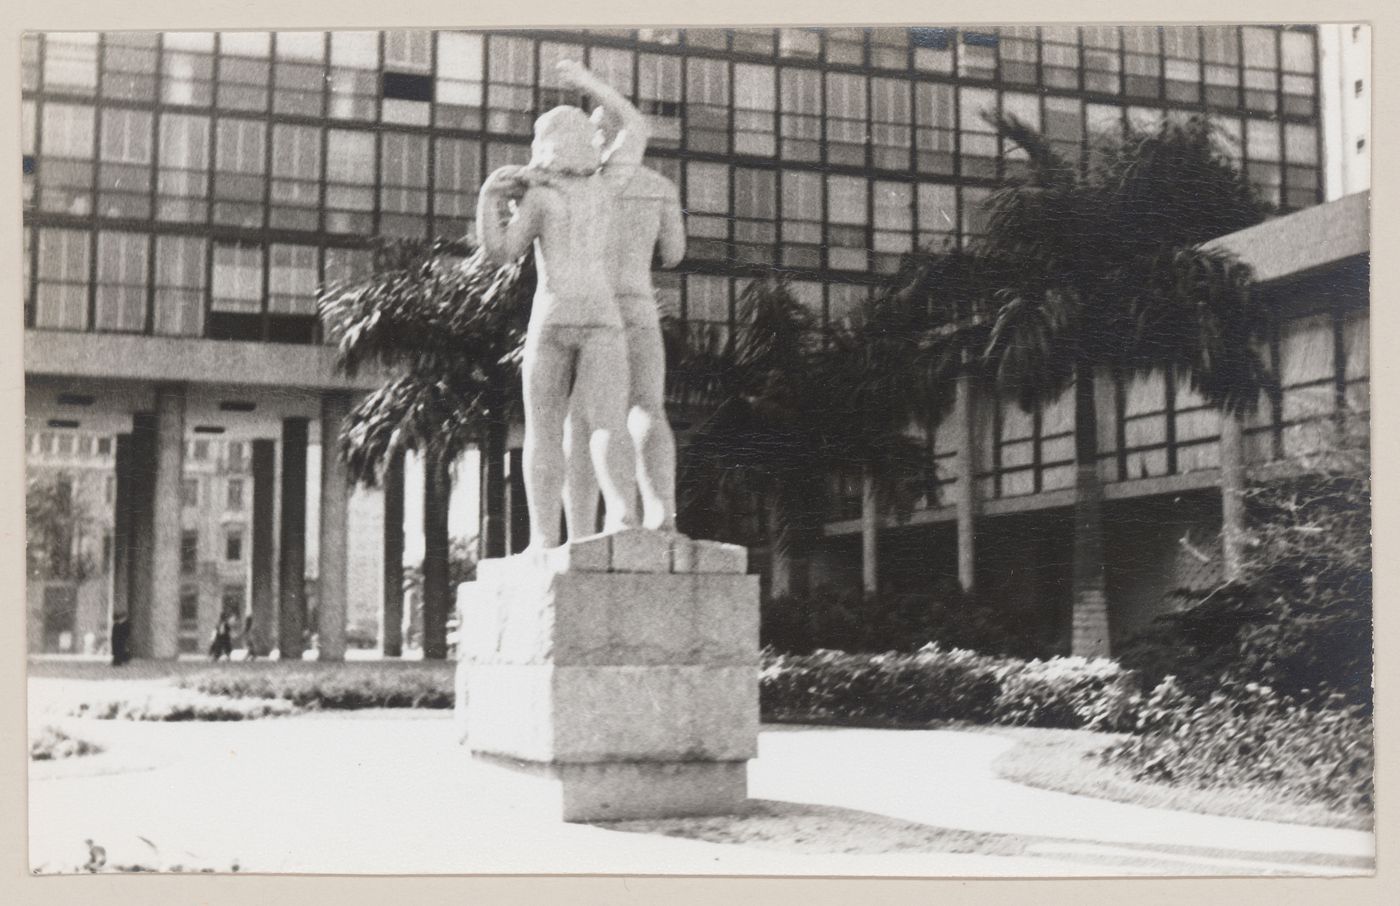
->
94, 231, 148, 332
329, 31, 379, 120
44, 33, 99, 94
487, 35, 535, 134
270, 123, 321, 230
269, 244, 319, 315
826, 72, 867, 166
434, 136, 480, 237
153, 235, 206, 336
326, 129, 375, 233
437, 31, 484, 128
161, 32, 215, 105
39, 104, 96, 215
157, 113, 210, 222
212, 244, 263, 313
686, 58, 730, 153
102, 32, 158, 101
213, 118, 267, 227
779, 68, 821, 161
98, 108, 153, 218
35, 229, 91, 331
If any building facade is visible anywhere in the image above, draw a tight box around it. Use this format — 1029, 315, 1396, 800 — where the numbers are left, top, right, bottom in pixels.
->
1319, 23, 1371, 200
21, 25, 1341, 658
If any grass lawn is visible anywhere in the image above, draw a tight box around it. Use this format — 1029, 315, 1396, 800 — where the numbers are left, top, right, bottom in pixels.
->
979, 724, 1373, 832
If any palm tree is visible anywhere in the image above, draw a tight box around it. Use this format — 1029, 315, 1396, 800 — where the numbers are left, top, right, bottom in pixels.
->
968, 112, 1272, 656
319, 238, 533, 659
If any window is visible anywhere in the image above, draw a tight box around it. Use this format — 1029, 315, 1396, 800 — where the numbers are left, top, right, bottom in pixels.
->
1246, 118, 1282, 207
324, 247, 372, 289
1279, 314, 1336, 454
485, 141, 529, 174
1162, 26, 1202, 103
193, 439, 210, 460
1001, 92, 1041, 179
161, 32, 215, 106
778, 28, 820, 60
961, 186, 991, 242
959, 30, 997, 80
178, 590, 201, 652
733, 64, 776, 156
537, 41, 585, 110
917, 183, 957, 250
1284, 123, 1320, 209
380, 133, 429, 238
733, 167, 776, 264
1242, 27, 1278, 113
22, 101, 36, 208
826, 73, 867, 166
270, 124, 321, 231
39, 104, 96, 216
827, 283, 868, 326
225, 528, 244, 562
914, 82, 955, 175
873, 181, 913, 272
732, 28, 774, 56
869, 28, 909, 69
1082, 26, 1121, 94
958, 87, 998, 179
94, 232, 148, 333
1280, 29, 1316, 116
1040, 26, 1079, 89
153, 236, 206, 337
686, 58, 729, 153
1122, 26, 1161, 98
211, 243, 263, 314
274, 31, 326, 116
1202, 26, 1241, 108
779, 68, 821, 161
44, 32, 99, 94
1122, 370, 1169, 479
181, 530, 199, 574
588, 46, 635, 98
685, 162, 729, 261
328, 31, 378, 120
911, 27, 954, 73
487, 35, 535, 134
98, 108, 153, 218
268, 244, 318, 316
217, 32, 271, 112
325, 129, 375, 233
102, 32, 158, 101
436, 31, 484, 129
1043, 95, 1083, 163
383, 31, 434, 125
637, 28, 681, 46
999, 26, 1038, 85
227, 441, 248, 472
826, 28, 866, 65
384, 29, 431, 72
870, 78, 911, 170
35, 229, 91, 331
434, 137, 480, 238
157, 114, 210, 222
213, 118, 267, 227
98, 437, 112, 456
781, 170, 822, 268
22, 33, 40, 91
182, 478, 199, 506
639, 54, 683, 147
826, 175, 868, 271
686, 29, 727, 52
685, 275, 730, 345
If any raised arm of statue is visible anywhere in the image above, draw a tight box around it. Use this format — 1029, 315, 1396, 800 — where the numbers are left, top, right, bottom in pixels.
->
556, 60, 649, 182
476, 166, 544, 265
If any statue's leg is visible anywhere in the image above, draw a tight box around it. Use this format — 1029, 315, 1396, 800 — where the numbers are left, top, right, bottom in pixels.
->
521, 329, 574, 550
575, 329, 638, 532
561, 399, 601, 540
627, 324, 677, 531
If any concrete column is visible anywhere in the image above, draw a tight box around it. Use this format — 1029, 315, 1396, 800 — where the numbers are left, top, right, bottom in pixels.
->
110, 434, 133, 625
125, 415, 157, 657
953, 374, 979, 594
249, 439, 277, 656
382, 448, 405, 658
146, 385, 186, 659
317, 392, 352, 661
278, 418, 309, 660
860, 465, 878, 594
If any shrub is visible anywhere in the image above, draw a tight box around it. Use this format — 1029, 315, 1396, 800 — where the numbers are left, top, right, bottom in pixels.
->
179, 663, 454, 710
1102, 678, 1374, 815
762, 581, 1038, 657
30, 726, 103, 761
68, 690, 296, 721
992, 657, 1142, 732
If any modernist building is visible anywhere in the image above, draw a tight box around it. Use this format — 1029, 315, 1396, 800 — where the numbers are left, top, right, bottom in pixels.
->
21, 25, 1339, 658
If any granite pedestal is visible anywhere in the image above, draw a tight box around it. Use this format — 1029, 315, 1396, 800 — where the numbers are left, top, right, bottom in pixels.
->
456, 528, 759, 822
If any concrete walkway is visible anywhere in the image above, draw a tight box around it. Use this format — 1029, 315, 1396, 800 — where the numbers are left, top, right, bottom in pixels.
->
28, 709, 1374, 877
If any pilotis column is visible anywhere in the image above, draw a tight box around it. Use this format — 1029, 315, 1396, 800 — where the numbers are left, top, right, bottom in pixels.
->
147, 384, 186, 659
278, 418, 309, 660
317, 392, 351, 661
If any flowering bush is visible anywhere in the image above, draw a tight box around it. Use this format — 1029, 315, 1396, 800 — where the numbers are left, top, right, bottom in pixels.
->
179, 663, 454, 710
1101, 678, 1373, 815
992, 657, 1142, 731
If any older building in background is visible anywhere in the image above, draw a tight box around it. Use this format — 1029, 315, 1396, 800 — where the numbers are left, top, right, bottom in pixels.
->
21, 26, 1359, 658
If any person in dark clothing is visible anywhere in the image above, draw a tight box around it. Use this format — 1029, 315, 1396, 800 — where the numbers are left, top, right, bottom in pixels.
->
243, 614, 258, 661
110, 612, 130, 666
209, 614, 234, 662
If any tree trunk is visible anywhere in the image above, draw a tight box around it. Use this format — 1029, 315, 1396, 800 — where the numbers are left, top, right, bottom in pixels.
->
480, 416, 508, 560
381, 448, 405, 657
1219, 409, 1247, 582
767, 495, 794, 600
1070, 361, 1110, 657
860, 465, 878, 595
421, 448, 452, 660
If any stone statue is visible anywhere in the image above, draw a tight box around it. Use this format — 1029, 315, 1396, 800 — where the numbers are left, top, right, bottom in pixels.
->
562, 116, 686, 538
476, 61, 648, 551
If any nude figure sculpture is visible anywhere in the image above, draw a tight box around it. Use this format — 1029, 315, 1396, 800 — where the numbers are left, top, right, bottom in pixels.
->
476, 61, 648, 551
561, 112, 686, 538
